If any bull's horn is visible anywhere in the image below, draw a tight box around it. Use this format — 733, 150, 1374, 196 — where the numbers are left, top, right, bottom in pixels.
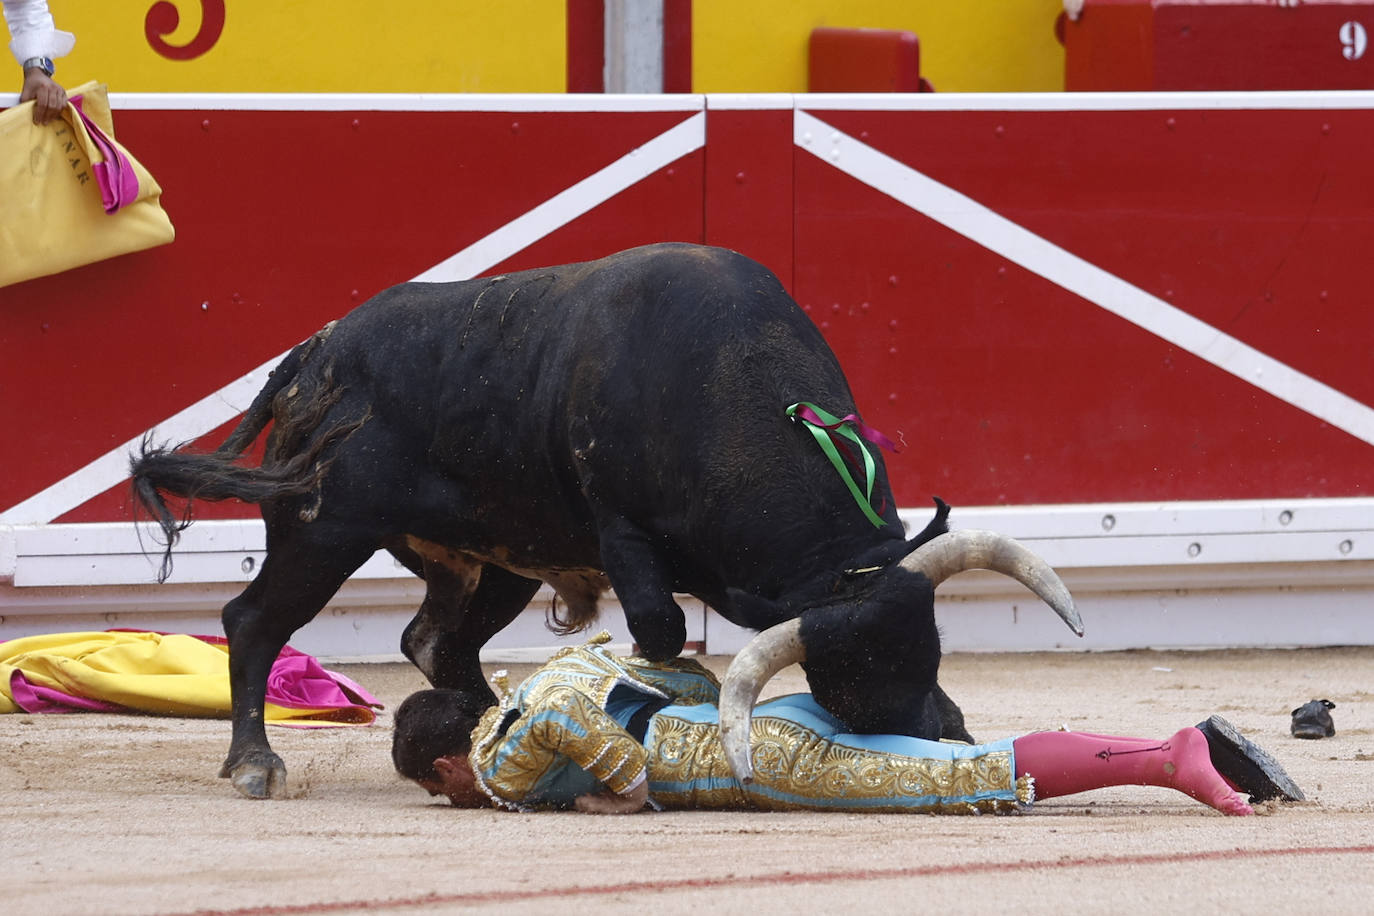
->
899, 529, 1084, 637
717, 618, 804, 786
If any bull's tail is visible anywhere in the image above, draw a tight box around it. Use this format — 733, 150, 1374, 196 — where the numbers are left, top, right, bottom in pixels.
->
130, 331, 361, 582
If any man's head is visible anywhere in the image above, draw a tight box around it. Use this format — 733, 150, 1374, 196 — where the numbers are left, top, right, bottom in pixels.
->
391, 688, 493, 806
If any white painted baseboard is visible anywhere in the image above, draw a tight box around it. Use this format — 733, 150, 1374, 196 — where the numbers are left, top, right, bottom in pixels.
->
3, 498, 1371, 658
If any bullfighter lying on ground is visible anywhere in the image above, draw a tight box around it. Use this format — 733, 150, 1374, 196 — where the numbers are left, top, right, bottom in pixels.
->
391, 632, 1303, 816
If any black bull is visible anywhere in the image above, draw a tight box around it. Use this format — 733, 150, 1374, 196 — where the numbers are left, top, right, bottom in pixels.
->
132, 243, 1026, 798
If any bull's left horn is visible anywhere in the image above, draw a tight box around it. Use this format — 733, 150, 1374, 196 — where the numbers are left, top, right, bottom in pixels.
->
899, 529, 1084, 637
718, 618, 805, 786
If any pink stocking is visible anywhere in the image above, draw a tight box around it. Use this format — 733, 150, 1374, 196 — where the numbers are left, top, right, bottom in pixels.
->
1012, 727, 1253, 815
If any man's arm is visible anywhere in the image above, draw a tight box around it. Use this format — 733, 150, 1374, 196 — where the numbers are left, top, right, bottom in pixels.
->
19, 62, 63, 123
470, 685, 652, 812
3, 0, 74, 124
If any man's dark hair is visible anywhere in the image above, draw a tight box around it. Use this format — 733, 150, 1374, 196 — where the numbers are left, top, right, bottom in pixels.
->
391, 688, 493, 781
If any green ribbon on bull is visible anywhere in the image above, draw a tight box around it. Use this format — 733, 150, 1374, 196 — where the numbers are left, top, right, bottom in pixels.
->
785, 401, 892, 528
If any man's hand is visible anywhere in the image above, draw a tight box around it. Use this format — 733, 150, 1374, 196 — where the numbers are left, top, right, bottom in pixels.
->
574, 780, 649, 815
21, 69, 66, 125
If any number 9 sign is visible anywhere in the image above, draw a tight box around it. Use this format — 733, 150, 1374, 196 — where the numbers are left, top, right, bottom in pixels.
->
1340, 21, 1368, 61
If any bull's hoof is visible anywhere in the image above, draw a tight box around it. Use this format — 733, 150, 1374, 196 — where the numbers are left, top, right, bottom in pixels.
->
631, 620, 687, 663
220, 754, 288, 799
945, 725, 976, 745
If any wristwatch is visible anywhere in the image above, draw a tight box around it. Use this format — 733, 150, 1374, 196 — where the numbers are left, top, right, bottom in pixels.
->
22, 57, 55, 77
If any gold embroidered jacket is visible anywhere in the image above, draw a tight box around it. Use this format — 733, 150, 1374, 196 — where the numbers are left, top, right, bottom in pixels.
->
466, 633, 719, 811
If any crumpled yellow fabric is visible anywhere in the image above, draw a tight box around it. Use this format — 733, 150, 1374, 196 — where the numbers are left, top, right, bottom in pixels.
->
0, 630, 376, 725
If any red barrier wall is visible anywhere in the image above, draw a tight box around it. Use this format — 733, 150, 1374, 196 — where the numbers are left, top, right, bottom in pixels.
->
2, 93, 1371, 528
1064, 0, 1374, 91
794, 97, 1374, 506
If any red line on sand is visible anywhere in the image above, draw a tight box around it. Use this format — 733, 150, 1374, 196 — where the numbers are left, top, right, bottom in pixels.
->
164, 844, 1374, 915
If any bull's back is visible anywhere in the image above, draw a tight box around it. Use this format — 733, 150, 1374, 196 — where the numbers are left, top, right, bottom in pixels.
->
329, 243, 840, 442
288, 244, 873, 573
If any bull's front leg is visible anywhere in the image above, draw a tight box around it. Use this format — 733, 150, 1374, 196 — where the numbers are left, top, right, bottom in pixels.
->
931, 683, 975, 744
597, 517, 686, 661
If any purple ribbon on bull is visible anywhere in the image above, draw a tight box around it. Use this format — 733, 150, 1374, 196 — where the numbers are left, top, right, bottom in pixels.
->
786, 401, 898, 528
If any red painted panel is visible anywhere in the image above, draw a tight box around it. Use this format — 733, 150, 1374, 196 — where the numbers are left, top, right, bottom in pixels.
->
796, 107, 1374, 505
1063, 0, 1156, 90
703, 107, 794, 288
1065, 0, 1374, 90
809, 28, 927, 93
1153, 3, 1374, 90
0, 107, 702, 522
664, 0, 694, 93
565, 0, 605, 92
815, 107, 1374, 409
485, 154, 704, 278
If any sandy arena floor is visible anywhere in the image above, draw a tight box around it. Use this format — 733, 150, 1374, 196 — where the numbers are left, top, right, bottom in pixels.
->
4, 645, 1373, 915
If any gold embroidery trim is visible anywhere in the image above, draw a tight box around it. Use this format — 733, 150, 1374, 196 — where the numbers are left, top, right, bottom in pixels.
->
648, 712, 1023, 814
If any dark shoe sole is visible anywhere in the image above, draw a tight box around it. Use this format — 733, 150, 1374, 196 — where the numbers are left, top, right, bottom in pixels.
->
1195, 714, 1305, 803
1291, 723, 1335, 740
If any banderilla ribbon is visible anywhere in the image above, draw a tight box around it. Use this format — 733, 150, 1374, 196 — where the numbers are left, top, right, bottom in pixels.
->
786, 402, 899, 528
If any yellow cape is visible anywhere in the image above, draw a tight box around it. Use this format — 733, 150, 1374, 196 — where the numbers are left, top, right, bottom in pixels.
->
0, 630, 375, 725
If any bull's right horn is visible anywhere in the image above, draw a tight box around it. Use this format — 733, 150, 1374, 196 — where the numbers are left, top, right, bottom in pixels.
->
717, 618, 805, 786
899, 529, 1084, 637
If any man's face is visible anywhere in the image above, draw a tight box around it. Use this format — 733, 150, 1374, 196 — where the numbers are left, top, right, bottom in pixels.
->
416, 754, 488, 808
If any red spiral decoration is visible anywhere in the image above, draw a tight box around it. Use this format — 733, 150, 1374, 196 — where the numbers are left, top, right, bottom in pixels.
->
145, 1, 226, 61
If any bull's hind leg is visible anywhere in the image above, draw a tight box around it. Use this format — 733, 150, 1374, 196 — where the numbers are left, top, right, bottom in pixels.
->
399, 552, 541, 700
220, 531, 377, 799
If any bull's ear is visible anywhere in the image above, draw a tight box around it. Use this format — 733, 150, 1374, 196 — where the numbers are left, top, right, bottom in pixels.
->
907, 496, 950, 549
837, 498, 951, 578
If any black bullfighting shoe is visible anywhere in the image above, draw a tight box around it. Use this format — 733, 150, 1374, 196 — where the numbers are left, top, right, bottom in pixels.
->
1195, 714, 1305, 803
1290, 699, 1337, 739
